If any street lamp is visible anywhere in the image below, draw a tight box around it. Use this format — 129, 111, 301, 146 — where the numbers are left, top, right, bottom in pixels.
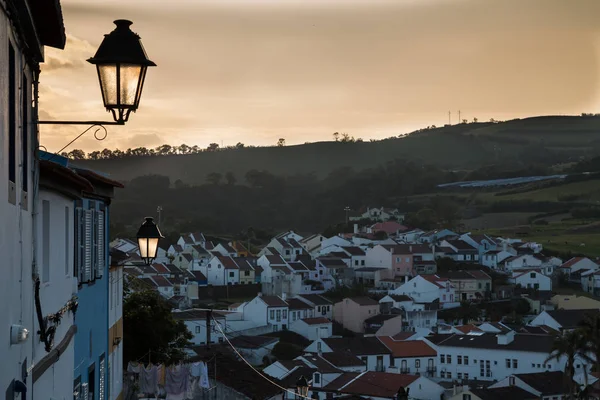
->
295, 376, 309, 399
136, 217, 163, 265
87, 19, 156, 124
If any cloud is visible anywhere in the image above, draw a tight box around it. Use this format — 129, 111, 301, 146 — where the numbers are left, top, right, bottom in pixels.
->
41, 34, 96, 71
120, 132, 165, 149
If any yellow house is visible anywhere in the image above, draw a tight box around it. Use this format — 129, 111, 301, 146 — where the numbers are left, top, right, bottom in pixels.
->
236, 258, 256, 284
230, 241, 253, 257
551, 294, 600, 310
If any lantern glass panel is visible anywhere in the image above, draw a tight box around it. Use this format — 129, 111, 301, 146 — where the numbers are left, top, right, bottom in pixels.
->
119, 63, 143, 106
98, 64, 118, 106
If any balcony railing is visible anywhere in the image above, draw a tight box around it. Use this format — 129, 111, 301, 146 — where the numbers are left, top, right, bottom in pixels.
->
400, 367, 410, 374
426, 366, 437, 374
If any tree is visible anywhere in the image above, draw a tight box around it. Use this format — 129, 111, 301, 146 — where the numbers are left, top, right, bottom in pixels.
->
333, 132, 340, 142
545, 330, 587, 398
206, 172, 222, 185
235, 142, 245, 149
225, 171, 236, 185
579, 314, 600, 372
473, 117, 478, 123
272, 342, 303, 360
67, 149, 85, 160
457, 301, 480, 325
277, 138, 286, 147
207, 143, 219, 152
123, 290, 192, 365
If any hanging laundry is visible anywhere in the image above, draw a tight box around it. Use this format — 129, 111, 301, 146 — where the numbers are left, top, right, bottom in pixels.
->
199, 362, 210, 389
139, 364, 158, 395
165, 364, 189, 395
127, 362, 141, 374
185, 377, 198, 400
189, 362, 202, 378
156, 364, 166, 388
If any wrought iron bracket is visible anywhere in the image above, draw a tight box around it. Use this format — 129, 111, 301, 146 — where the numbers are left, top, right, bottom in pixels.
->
38, 120, 124, 155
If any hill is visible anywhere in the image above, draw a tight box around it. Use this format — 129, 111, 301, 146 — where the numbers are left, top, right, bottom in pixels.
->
76, 115, 600, 185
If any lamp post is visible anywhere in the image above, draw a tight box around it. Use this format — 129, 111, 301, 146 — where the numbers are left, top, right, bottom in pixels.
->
295, 376, 309, 399
39, 19, 156, 154
136, 217, 163, 265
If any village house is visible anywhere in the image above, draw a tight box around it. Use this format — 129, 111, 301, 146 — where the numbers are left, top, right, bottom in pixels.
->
311, 371, 444, 400
287, 297, 316, 322
203, 255, 240, 285
305, 336, 393, 372
173, 309, 228, 345
448, 386, 539, 400
509, 269, 552, 291
261, 236, 305, 261
213, 242, 238, 257
236, 257, 257, 284
173, 252, 194, 270
560, 256, 599, 277
396, 228, 424, 243
489, 371, 573, 400
363, 314, 404, 336
229, 335, 279, 366
550, 294, 600, 310
481, 249, 516, 270
242, 293, 290, 331
529, 309, 600, 332
290, 317, 333, 340
230, 241, 252, 257
378, 337, 437, 376
503, 254, 545, 272
349, 206, 404, 222
425, 330, 589, 382
418, 229, 457, 244
390, 275, 457, 307
299, 233, 326, 255
438, 270, 492, 301
379, 295, 438, 330
460, 233, 498, 258
333, 297, 380, 333
297, 294, 334, 319
177, 234, 196, 251
439, 239, 479, 262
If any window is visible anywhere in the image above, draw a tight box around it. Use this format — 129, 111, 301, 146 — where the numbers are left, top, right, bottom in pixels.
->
480, 360, 484, 377
270, 310, 274, 319
314, 373, 321, 384
8, 42, 16, 203
195, 326, 201, 334
317, 342, 322, 352
21, 72, 28, 199
440, 354, 445, 364
99, 354, 106, 400
229, 272, 234, 278
509, 376, 515, 386
464, 356, 469, 364
88, 363, 96, 400
506, 359, 511, 368
244, 270, 250, 276
361, 260, 365, 266
354, 260, 359, 266
396, 257, 400, 262
446, 355, 451, 364
401, 360, 408, 372
512, 359, 517, 369
464, 373, 469, 380
74, 376, 81, 400
65, 206, 70, 275
447, 372, 452, 379
462, 395, 471, 400
285, 250, 290, 255
415, 359, 420, 368
457, 373, 462, 380
457, 355, 462, 365
282, 310, 287, 319
218, 337, 224, 343
376, 356, 384, 372
530, 272, 536, 278
276, 309, 281, 321
42, 200, 50, 282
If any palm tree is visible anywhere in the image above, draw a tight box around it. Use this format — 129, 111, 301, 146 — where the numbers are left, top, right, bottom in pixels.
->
579, 314, 600, 373
545, 330, 588, 399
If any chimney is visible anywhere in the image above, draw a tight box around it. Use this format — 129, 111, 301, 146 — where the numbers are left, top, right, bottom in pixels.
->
404, 276, 409, 283
497, 330, 515, 345
354, 224, 359, 234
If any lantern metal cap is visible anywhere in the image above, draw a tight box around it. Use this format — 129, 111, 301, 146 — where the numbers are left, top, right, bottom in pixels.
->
87, 20, 156, 66
136, 217, 163, 239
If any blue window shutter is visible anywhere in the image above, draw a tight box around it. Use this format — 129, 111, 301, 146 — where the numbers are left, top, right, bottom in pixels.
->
75, 206, 84, 282
84, 208, 93, 282
96, 209, 105, 278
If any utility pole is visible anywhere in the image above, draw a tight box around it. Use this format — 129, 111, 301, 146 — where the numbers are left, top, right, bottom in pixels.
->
344, 206, 351, 225
458, 110, 461, 123
448, 111, 451, 125
206, 309, 212, 350
157, 206, 162, 227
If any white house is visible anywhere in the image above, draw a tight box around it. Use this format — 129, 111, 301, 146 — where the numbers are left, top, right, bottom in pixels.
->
529, 309, 600, 332
481, 249, 514, 269
349, 206, 403, 222
365, 244, 394, 270
204, 255, 240, 285
243, 294, 290, 331
396, 229, 424, 243
297, 294, 334, 319
503, 254, 544, 272
109, 249, 127, 400
390, 275, 456, 306
439, 239, 479, 263
378, 337, 437, 377
560, 257, 599, 275
33, 161, 86, 399
425, 331, 589, 382
509, 269, 552, 291
305, 336, 393, 372
173, 309, 227, 345
0, 3, 67, 396
489, 371, 572, 400
300, 233, 326, 255
177, 234, 196, 251
290, 317, 333, 341
213, 242, 238, 257
581, 270, 600, 296
460, 233, 498, 259
379, 295, 438, 331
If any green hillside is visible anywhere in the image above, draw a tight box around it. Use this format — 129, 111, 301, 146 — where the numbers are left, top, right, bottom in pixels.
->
76, 115, 600, 184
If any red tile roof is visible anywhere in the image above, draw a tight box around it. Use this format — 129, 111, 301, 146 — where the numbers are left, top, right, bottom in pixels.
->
378, 338, 437, 357
302, 317, 330, 325
560, 257, 587, 269
260, 295, 288, 307
421, 274, 450, 288
454, 324, 482, 334
370, 221, 407, 235
266, 255, 286, 265
151, 275, 172, 287
152, 263, 170, 274
340, 372, 419, 398
218, 256, 239, 269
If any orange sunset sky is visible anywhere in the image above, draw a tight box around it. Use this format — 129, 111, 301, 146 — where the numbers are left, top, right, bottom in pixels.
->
40, 0, 600, 152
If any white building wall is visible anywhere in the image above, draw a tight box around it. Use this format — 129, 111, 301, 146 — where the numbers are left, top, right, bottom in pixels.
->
511, 271, 552, 291
185, 318, 226, 346
0, 15, 36, 397
365, 246, 392, 269
290, 321, 332, 340
33, 190, 77, 400
206, 257, 226, 285
243, 296, 269, 326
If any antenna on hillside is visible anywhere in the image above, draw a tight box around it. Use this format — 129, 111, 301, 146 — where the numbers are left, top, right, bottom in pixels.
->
458, 110, 461, 123
448, 111, 451, 125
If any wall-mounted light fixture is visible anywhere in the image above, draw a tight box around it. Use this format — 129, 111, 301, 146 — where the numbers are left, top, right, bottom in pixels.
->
10, 324, 29, 345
